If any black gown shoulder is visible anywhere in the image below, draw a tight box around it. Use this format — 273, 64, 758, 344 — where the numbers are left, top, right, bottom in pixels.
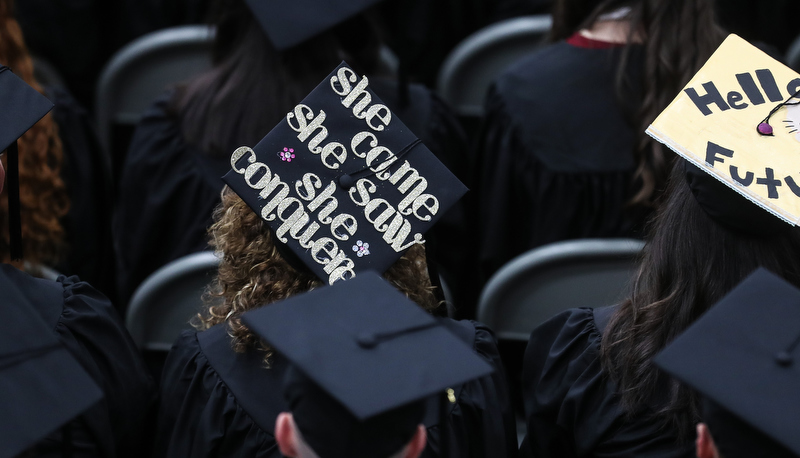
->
521, 307, 693, 458
157, 318, 518, 458
0, 264, 156, 457
113, 91, 230, 304
475, 42, 649, 285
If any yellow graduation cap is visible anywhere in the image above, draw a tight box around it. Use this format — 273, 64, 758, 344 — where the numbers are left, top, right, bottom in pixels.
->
647, 34, 800, 226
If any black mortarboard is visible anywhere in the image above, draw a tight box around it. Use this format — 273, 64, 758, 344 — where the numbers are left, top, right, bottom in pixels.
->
223, 61, 466, 284
0, 275, 103, 458
0, 66, 54, 260
240, 271, 493, 458
684, 160, 789, 237
244, 0, 384, 50
653, 268, 800, 456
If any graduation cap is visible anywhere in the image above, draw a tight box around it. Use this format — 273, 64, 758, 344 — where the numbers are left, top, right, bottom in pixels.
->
0, 274, 103, 458
0, 65, 54, 260
653, 268, 800, 456
646, 35, 800, 235
240, 271, 494, 458
244, 0, 384, 51
222, 61, 466, 284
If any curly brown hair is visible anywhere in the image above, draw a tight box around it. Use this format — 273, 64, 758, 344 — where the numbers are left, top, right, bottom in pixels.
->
197, 187, 440, 360
0, 0, 69, 265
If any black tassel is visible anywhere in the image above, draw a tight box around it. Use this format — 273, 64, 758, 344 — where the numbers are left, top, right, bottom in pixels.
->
7, 140, 22, 260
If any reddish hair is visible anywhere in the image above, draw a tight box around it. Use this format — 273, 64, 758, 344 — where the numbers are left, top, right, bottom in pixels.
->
0, 0, 69, 265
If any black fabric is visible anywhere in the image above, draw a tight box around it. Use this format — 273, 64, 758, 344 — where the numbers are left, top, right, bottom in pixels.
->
156, 319, 519, 458
244, 0, 383, 51
0, 264, 157, 457
703, 398, 798, 458
284, 366, 425, 458
683, 159, 789, 237
0, 268, 102, 458
114, 79, 468, 307
653, 268, 800, 457
46, 86, 116, 298
113, 91, 229, 306
475, 42, 649, 288
521, 307, 695, 457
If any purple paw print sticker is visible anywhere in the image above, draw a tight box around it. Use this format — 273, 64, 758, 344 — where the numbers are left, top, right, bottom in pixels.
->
352, 240, 370, 257
278, 147, 295, 162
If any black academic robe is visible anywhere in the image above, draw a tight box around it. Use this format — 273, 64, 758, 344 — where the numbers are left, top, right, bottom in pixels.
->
474, 42, 649, 287
0, 264, 156, 457
520, 307, 694, 458
47, 86, 116, 298
156, 319, 519, 458
113, 81, 472, 309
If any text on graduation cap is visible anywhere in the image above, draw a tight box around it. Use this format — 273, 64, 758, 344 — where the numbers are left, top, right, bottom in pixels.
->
686, 68, 800, 116
705, 141, 800, 199
227, 68, 442, 284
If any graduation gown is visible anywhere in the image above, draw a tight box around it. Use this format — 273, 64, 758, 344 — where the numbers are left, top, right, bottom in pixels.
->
520, 307, 694, 458
47, 86, 115, 297
474, 40, 649, 286
113, 81, 471, 308
0, 263, 156, 457
156, 319, 518, 458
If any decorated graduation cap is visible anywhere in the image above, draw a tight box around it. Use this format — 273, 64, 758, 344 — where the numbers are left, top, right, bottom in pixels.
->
0, 275, 103, 458
244, 0, 383, 50
223, 62, 466, 284
653, 268, 800, 457
240, 271, 494, 458
647, 34, 800, 234
0, 65, 54, 260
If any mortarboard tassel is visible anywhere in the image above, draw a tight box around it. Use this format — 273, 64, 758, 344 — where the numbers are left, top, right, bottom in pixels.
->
7, 140, 22, 261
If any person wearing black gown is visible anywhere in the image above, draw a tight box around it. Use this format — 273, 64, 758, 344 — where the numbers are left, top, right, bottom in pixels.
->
113, 0, 471, 309
520, 156, 800, 456
0, 68, 156, 457
473, 0, 725, 286
654, 268, 800, 458
1, 1, 114, 296
155, 58, 518, 457
242, 272, 498, 458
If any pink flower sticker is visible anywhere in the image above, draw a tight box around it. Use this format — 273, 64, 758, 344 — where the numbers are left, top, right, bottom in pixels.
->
278, 147, 296, 162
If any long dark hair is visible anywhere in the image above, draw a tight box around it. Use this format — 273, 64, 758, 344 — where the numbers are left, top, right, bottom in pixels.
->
551, 0, 725, 208
171, 0, 384, 157
601, 162, 800, 439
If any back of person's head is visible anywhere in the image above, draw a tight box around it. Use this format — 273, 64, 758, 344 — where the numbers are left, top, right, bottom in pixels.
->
0, 0, 68, 266
551, 0, 725, 208
196, 188, 440, 361
698, 399, 799, 458
174, 0, 385, 158
601, 161, 800, 439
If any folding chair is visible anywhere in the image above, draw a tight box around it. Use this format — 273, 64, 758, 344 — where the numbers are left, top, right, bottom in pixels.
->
94, 25, 216, 176
477, 238, 644, 341
126, 251, 220, 352
436, 15, 552, 117
477, 238, 644, 445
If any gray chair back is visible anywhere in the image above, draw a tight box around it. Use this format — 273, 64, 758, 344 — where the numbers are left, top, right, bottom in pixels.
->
477, 238, 644, 342
436, 15, 552, 117
787, 34, 800, 73
95, 25, 216, 158
126, 251, 220, 351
